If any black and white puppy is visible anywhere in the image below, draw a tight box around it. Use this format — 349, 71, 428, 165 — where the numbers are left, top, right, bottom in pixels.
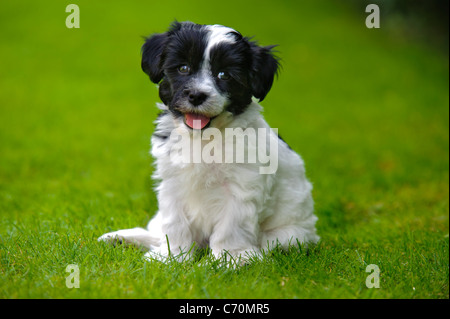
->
99, 21, 319, 263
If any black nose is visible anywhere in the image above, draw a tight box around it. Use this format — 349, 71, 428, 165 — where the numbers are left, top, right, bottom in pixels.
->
184, 90, 208, 106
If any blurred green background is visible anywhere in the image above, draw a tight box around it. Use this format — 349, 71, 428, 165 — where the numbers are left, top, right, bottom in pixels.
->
0, 0, 448, 298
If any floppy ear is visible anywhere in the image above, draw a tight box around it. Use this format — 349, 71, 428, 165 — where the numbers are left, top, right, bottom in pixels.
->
141, 32, 170, 83
249, 43, 280, 101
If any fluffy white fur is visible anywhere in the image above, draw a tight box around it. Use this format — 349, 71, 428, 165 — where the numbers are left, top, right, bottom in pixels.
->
98, 23, 319, 264
99, 102, 319, 262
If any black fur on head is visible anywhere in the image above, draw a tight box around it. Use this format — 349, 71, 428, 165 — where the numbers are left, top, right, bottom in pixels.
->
141, 21, 280, 116
248, 42, 280, 102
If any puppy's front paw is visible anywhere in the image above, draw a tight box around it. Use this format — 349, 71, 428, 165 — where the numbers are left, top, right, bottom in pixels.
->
144, 250, 169, 263
98, 231, 124, 246
213, 248, 262, 267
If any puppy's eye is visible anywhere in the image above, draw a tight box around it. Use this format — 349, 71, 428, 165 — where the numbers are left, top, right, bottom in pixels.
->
178, 65, 191, 74
217, 71, 230, 80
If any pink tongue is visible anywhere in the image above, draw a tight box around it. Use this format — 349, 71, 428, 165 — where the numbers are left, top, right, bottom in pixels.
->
185, 113, 211, 129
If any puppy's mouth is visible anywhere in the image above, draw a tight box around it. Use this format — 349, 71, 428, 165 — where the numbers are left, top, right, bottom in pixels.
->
184, 113, 212, 130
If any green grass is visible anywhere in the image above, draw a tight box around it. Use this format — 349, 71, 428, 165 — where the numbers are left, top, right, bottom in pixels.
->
0, 0, 448, 299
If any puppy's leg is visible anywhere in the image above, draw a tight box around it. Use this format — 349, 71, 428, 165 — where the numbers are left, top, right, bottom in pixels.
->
146, 204, 195, 262
209, 201, 262, 265
153, 214, 195, 262
98, 227, 159, 252
260, 220, 320, 252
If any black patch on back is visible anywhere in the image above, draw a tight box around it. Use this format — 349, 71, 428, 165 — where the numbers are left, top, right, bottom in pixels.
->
277, 133, 292, 150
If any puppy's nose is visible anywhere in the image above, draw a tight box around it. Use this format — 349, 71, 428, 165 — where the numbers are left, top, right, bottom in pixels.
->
184, 90, 208, 106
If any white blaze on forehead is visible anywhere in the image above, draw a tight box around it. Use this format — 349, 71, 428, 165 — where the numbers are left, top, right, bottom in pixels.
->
204, 24, 237, 63
187, 24, 236, 117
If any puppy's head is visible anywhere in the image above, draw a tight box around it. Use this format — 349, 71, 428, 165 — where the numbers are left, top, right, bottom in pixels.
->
141, 21, 279, 130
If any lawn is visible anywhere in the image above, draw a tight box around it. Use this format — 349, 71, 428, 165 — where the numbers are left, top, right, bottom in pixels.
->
0, 0, 448, 299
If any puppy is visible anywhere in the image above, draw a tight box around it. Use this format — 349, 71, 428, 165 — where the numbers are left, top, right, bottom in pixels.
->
99, 21, 319, 263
